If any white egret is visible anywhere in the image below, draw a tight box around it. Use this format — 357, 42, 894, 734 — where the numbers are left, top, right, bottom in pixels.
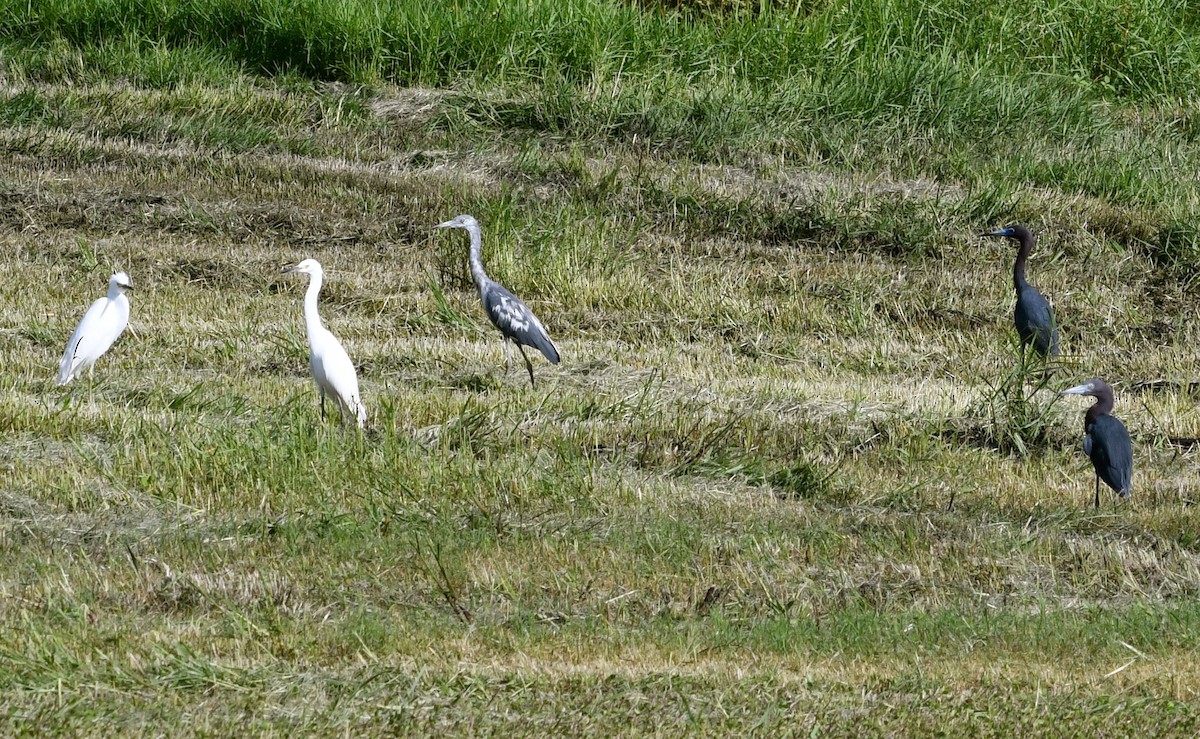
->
434, 214, 560, 387
282, 259, 367, 428
57, 271, 133, 385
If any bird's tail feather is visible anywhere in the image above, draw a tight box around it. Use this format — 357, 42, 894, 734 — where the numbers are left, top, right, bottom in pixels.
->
533, 334, 560, 364
525, 328, 556, 364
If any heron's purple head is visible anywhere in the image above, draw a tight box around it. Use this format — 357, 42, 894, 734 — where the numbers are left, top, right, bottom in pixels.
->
1059, 379, 1112, 398
981, 224, 1032, 243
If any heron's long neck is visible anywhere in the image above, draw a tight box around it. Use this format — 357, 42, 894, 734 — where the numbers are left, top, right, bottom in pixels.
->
1013, 234, 1033, 292
1089, 392, 1114, 419
107, 285, 123, 301
304, 272, 325, 338
467, 227, 489, 293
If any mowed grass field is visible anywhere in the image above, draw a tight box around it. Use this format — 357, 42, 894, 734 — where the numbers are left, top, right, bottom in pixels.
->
4, 0, 1200, 733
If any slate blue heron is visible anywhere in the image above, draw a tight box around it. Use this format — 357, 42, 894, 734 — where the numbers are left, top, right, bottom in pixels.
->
58, 271, 133, 385
282, 259, 367, 428
435, 215, 560, 387
1060, 378, 1132, 508
982, 224, 1059, 358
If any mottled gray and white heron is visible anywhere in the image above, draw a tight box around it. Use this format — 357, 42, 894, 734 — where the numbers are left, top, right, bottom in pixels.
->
282, 259, 367, 428
57, 271, 133, 385
982, 224, 1060, 358
435, 215, 560, 387
1060, 378, 1132, 508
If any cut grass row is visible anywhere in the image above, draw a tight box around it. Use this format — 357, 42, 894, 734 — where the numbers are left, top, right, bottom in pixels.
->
3, 654, 1196, 734
3, 1, 1200, 217
3, 73, 1200, 272
0, 84, 1186, 259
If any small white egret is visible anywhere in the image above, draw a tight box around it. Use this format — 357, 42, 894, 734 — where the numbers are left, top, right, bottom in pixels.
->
282, 259, 367, 428
434, 214, 560, 387
57, 271, 133, 385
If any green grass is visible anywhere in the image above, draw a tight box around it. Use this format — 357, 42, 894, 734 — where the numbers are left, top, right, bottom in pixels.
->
3, 0, 1200, 733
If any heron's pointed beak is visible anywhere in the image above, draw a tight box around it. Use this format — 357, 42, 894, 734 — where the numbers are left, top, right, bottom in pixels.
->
281, 265, 299, 274
1059, 383, 1094, 396
980, 228, 1010, 238
121, 283, 134, 291
434, 220, 456, 230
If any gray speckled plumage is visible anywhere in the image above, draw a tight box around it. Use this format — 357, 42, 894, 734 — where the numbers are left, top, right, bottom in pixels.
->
481, 281, 561, 364
435, 214, 560, 387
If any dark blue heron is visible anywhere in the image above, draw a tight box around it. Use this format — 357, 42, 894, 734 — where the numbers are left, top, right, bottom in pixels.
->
982, 224, 1059, 358
1060, 378, 1132, 508
435, 214, 560, 387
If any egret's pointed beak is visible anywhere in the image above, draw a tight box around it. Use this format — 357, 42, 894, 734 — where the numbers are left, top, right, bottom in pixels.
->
434, 219, 456, 229
1059, 383, 1094, 396
282, 265, 299, 274
120, 282, 134, 291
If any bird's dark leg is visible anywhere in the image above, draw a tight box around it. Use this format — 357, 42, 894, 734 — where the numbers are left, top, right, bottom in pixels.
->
516, 343, 536, 388
1094, 474, 1100, 510
320, 388, 326, 421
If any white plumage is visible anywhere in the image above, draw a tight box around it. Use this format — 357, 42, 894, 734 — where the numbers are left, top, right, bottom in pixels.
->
57, 271, 133, 385
283, 259, 366, 428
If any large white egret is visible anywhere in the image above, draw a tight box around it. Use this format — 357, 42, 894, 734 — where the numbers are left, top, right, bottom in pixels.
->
57, 271, 133, 385
434, 215, 560, 387
282, 259, 367, 428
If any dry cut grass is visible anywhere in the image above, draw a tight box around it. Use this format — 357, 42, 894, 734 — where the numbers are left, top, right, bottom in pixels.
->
0, 78, 1199, 734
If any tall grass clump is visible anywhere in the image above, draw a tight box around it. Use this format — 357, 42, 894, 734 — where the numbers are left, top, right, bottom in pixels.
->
4, 0, 1200, 98
967, 348, 1070, 457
